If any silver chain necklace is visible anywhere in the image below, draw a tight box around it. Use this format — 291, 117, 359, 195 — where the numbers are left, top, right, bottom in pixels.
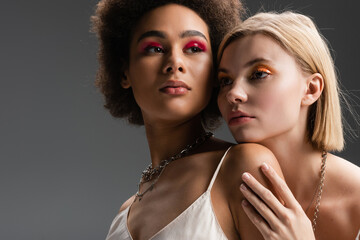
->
135, 132, 213, 202
309, 151, 327, 232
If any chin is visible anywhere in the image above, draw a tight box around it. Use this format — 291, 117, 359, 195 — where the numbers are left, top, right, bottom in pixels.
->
235, 139, 259, 144
232, 132, 265, 144
160, 109, 203, 123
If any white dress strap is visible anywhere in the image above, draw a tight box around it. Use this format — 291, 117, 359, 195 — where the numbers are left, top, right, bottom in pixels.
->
207, 146, 232, 191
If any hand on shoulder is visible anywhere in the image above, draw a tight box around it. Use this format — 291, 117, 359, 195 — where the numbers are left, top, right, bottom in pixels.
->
220, 143, 285, 239
224, 143, 284, 185
222, 144, 317, 240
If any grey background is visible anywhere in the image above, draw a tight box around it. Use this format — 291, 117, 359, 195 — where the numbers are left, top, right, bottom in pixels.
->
1, 1, 359, 239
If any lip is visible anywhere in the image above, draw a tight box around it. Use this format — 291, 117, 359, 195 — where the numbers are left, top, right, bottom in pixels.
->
159, 80, 191, 95
228, 111, 255, 126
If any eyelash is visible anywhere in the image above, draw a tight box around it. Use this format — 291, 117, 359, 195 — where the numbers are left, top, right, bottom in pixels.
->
249, 67, 272, 80
218, 77, 233, 87
141, 40, 206, 54
183, 41, 207, 53
218, 67, 272, 87
142, 42, 165, 54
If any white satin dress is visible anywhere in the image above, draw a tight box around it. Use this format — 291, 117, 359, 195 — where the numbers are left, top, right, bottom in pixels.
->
105, 147, 232, 240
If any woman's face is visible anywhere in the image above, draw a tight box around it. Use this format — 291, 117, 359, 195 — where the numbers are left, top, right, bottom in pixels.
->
217, 34, 309, 144
124, 4, 213, 125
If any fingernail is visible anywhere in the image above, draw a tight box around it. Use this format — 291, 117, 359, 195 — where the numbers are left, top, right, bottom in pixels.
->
242, 200, 249, 206
261, 162, 269, 171
242, 172, 250, 180
240, 184, 247, 191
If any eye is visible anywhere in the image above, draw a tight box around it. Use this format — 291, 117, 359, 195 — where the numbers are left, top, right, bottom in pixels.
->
183, 41, 207, 54
218, 77, 233, 87
249, 67, 272, 80
185, 46, 202, 53
140, 42, 165, 54
145, 46, 164, 53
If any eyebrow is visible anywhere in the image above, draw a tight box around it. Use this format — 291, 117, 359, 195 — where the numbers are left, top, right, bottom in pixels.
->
180, 30, 208, 42
137, 30, 208, 43
244, 58, 270, 67
218, 58, 270, 74
137, 31, 166, 43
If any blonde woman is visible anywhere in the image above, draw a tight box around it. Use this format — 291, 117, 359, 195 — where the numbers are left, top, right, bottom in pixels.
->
217, 12, 360, 239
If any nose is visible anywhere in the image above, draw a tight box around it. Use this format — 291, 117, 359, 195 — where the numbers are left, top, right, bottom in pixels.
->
226, 82, 248, 104
162, 48, 186, 74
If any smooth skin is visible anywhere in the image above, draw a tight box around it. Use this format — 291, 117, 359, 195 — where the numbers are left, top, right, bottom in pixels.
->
241, 164, 315, 240
218, 33, 360, 239
118, 4, 284, 240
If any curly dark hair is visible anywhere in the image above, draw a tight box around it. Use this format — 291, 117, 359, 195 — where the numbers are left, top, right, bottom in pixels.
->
92, 0, 244, 128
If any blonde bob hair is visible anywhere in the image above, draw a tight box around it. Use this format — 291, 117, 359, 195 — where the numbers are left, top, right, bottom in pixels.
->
217, 11, 344, 151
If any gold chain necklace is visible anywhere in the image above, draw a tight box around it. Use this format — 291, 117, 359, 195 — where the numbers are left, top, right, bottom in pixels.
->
135, 132, 213, 202
309, 151, 327, 232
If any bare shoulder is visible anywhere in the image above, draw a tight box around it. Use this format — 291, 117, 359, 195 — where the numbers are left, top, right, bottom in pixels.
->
219, 144, 284, 239
325, 154, 360, 228
220, 143, 284, 198
327, 154, 360, 196
224, 143, 283, 180
119, 195, 136, 213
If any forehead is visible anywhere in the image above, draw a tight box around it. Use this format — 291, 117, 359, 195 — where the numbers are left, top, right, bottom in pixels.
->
220, 33, 295, 68
131, 4, 210, 40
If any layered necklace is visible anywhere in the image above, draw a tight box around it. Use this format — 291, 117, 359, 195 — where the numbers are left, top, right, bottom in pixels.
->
135, 132, 213, 202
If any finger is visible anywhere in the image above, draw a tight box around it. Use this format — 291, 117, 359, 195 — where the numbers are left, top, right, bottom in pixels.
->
242, 172, 286, 218
241, 199, 273, 238
260, 163, 301, 209
240, 183, 280, 231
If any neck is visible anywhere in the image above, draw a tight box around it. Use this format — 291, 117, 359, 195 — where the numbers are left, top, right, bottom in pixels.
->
261, 135, 323, 209
143, 115, 206, 167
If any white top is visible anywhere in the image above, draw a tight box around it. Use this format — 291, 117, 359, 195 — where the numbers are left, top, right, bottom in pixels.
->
105, 147, 232, 240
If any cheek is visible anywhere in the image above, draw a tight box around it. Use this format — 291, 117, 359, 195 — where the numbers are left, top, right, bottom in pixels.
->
217, 90, 228, 114
189, 56, 213, 91
192, 55, 212, 77
129, 58, 160, 85
258, 91, 282, 109
126, 60, 160, 109
258, 79, 303, 118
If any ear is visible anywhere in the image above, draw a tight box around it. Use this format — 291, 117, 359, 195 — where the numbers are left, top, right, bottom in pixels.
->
120, 70, 131, 89
301, 73, 324, 106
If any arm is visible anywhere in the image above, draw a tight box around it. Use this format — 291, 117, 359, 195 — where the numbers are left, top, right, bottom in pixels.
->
222, 143, 284, 239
